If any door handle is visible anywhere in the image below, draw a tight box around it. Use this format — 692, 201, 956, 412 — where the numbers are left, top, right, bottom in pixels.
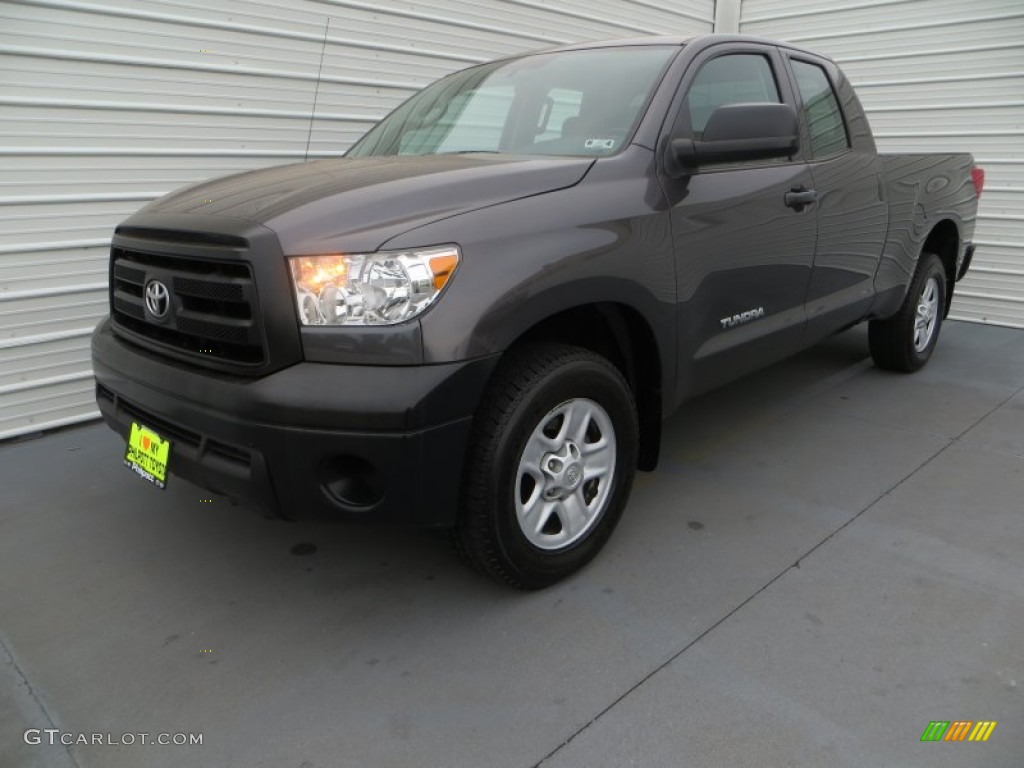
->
784, 187, 817, 211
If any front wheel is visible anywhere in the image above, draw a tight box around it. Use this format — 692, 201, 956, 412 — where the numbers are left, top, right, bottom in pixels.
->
455, 343, 638, 589
869, 252, 947, 372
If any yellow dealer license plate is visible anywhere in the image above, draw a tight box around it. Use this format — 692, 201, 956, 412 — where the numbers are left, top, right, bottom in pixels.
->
124, 422, 171, 489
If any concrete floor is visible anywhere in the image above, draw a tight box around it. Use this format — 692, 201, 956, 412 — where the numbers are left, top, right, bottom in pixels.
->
2, 320, 1022, 768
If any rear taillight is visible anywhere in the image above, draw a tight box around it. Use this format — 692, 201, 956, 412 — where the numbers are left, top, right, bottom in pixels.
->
971, 166, 985, 197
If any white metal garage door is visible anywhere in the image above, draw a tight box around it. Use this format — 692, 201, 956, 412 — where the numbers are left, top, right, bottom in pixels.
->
739, 0, 1024, 328
0, 0, 714, 440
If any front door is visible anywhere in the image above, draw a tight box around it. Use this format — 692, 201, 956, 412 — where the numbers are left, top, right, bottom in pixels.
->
660, 46, 818, 400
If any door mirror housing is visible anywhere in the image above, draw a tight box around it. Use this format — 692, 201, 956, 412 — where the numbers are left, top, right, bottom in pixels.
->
670, 103, 799, 169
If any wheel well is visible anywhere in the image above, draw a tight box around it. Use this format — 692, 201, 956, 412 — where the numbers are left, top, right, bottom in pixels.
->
922, 220, 960, 316
510, 303, 663, 471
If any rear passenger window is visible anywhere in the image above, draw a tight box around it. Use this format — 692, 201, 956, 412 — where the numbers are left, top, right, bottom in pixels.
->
791, 60, 849, 159
686, 54, 781, 139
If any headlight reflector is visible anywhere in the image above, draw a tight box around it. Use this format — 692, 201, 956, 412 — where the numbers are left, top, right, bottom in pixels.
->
288, 246, 459, 326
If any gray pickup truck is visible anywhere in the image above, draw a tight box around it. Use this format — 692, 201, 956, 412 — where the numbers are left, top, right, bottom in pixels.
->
92, 34, 983, 588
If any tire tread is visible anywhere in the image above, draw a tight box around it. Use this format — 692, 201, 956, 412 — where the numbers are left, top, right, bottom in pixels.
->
869, 253, 946, 373
454, 343, 634, 589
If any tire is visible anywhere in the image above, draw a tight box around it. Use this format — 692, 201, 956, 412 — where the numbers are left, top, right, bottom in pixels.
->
455, 343, 639, 589
869, 252, 947, 372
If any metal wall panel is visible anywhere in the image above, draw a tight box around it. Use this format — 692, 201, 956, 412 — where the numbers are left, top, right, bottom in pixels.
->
740, 0, 1024, 328
0, 0, 713, 439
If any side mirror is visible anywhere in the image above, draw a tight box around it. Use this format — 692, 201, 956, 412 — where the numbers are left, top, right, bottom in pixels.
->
670, 103, 799, 168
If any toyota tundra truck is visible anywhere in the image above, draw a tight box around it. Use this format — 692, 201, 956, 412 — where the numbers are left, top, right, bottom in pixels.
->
92, 34, 983, 588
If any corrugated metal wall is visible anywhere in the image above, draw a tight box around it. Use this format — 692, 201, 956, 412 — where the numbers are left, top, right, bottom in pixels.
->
739, 0, 1024, 328
0, 0, 714, 440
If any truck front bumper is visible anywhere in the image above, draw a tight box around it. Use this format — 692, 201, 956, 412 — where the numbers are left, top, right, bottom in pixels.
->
91, 319, 497, 526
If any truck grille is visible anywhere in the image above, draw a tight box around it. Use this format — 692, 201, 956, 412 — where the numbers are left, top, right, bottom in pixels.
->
110, 246, 266, 365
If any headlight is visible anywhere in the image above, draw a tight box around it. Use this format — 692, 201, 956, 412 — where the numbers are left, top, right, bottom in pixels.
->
288, 246, 459, 326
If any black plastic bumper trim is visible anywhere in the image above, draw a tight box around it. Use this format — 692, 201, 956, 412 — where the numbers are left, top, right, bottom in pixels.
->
92, 319, 498, 525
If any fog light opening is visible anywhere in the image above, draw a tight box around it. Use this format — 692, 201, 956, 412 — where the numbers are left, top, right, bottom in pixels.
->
319, 455, 385, 510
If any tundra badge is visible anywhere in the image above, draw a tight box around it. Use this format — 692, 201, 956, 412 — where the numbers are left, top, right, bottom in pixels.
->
720, 307, 765, 329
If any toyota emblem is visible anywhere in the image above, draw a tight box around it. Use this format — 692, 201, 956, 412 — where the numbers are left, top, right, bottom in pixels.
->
145, 280, 170, 319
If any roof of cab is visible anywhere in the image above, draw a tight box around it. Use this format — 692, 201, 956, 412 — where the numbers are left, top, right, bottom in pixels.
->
541, 33, 831, 62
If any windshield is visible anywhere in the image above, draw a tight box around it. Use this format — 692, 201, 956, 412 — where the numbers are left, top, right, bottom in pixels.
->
346, 46, 679, 159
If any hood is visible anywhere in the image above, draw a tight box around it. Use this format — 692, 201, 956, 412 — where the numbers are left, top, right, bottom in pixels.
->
141, 154, 594, 253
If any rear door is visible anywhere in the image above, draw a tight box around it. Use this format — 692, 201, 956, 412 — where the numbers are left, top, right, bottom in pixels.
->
660, 43, 818, 398
783, 54, 888, 341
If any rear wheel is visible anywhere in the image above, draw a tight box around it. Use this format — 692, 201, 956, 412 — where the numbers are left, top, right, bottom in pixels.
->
869, 252, 947, 372
455, 343, 638, 589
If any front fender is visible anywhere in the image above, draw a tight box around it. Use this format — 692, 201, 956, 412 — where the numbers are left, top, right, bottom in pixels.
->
382, 150, 677, 397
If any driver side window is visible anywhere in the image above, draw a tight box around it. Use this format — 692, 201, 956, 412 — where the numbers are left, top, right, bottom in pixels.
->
685, 54, 781, 140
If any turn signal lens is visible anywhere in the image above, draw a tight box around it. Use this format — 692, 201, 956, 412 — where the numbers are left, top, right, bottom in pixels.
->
429, 254, 459, 291
288, 246, 460, 326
